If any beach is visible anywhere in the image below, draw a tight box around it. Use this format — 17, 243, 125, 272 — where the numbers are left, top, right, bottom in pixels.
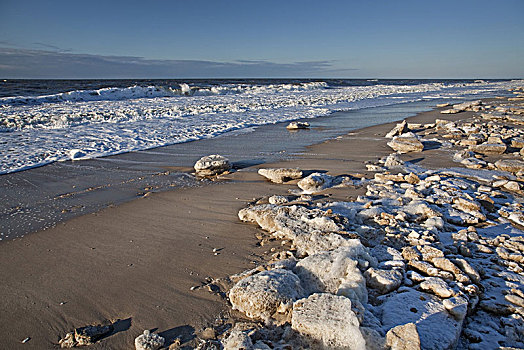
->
1, 109, 412, 349
1, 84, 524, 349
2, 0, 523, 347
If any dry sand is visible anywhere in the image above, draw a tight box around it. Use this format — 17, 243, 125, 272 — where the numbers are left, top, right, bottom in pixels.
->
0, 104, 492, 349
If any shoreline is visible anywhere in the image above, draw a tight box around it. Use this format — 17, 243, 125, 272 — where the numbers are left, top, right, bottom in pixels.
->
1, 99, 442, 241
1, 93, 523, 348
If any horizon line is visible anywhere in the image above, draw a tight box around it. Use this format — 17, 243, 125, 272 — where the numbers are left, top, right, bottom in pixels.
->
2, 77, 522, 81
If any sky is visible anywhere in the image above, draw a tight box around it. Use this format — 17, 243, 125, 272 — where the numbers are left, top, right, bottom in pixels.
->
0, 0, 523, 79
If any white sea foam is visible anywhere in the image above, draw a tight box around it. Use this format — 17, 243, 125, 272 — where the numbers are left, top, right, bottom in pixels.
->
1, 80, 522, 174
0, 81, 329, 106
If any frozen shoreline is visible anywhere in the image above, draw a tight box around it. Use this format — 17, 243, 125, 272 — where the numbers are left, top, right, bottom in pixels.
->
0, 91, 523, 349
216, 92, 524, 349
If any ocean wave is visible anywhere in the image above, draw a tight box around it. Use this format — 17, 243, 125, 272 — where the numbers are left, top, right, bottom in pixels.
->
0, 79, 522, 174
0, 81, 329, 106
0, 81, 493, 131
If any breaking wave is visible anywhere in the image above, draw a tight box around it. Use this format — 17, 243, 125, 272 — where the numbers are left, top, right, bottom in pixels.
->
0, 81, 329, 106
0, 79, 522, 174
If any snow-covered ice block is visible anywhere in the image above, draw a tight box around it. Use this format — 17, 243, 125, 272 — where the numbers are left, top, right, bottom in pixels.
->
419, 277, 454, 298
385, 120, 408, 138
222, 326, 254, 350
386, 323, 421, 350
292, 230, 359, 257
134, 330, 165, 350
292, 293, 366, 350
258, 168, 303, 183
297, 173, 336, 194
228, 268, 305, 323
293, 246, 374, 305
380, 289, 464, 350
364, 267, 403, 294
387, 134, 424, 153
238, 204, 340, 241
194, 154, 231, 176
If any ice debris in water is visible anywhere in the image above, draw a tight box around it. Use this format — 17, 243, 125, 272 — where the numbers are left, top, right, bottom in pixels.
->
286, 121, 310, 130
68, 149, 86, 160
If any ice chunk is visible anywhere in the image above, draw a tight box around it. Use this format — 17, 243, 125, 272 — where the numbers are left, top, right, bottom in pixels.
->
469, 143, 507, 155
364, 267, 403, 294
59, 324, 114, 348
293, 246, 374, 305
384, 153, 405, 168
371, 245, 403, 263
404, 200, 441, 219
443, 296, 468, 320
134, 330, 165, 350
179, 83, 191, 95
419, 277, 454, 298
291, 293, 366, 350
380, 289, 464, 350
385, 120, 409, 138
387, 134, 424, 153
222, 326, 254, 350
268, 195, 292, 205
69, 149, 86, 160
258, 168, 303, 183
286, 121, 310, 130
194, 154, 231, 176
495, 159, 524, 173
292, 230, 359, 257
228, 268, 305, 323
238, 204, 340, 241
297, 173, 336, 194
452, 100, 481, 111
386, 323, 421, 350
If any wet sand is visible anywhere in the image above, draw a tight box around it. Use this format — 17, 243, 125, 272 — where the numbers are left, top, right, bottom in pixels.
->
0, 103, 495, 349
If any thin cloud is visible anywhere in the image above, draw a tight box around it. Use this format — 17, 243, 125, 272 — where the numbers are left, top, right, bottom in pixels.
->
32, 42, 72, 53
0, 47, 357, 78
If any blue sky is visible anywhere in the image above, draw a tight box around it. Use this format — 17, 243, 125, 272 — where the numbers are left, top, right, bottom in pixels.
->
0, 0, 523, 78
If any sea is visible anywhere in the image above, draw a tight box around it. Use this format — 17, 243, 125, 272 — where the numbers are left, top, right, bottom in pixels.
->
1, 78, 523, 175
